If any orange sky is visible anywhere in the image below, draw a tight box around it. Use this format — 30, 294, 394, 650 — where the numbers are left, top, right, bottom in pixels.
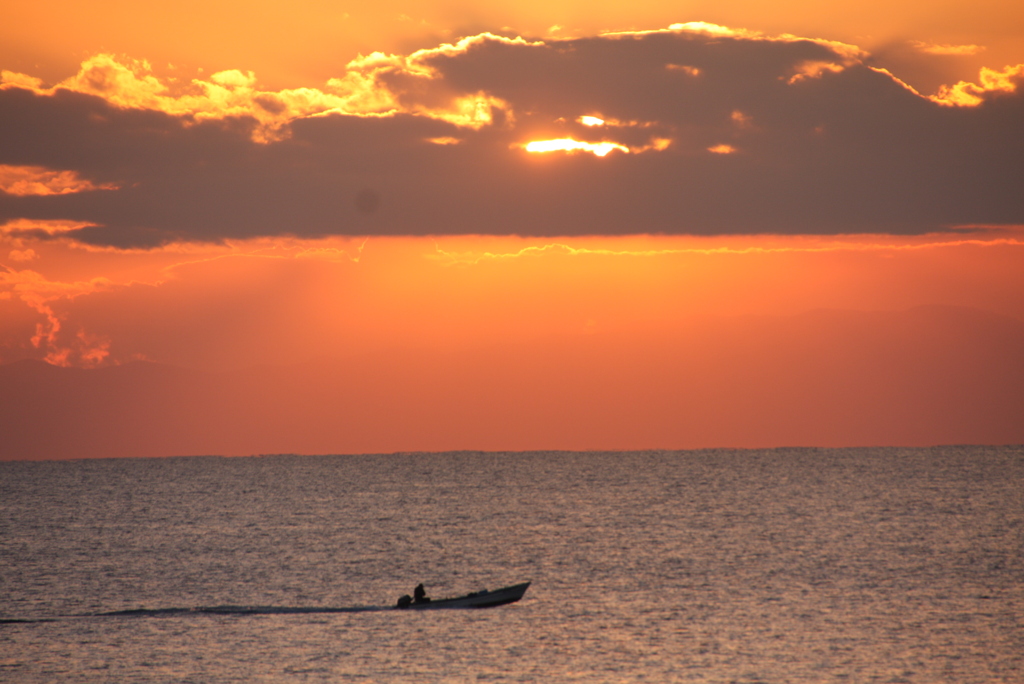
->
1, 3, 1023, 457
4, 0, 1024, 93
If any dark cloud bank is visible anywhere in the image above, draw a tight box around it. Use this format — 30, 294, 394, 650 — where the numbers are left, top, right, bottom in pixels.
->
2, 29, 1022, 248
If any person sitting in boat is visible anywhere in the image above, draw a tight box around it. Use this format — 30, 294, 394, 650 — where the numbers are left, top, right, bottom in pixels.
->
413, 583, 431, 604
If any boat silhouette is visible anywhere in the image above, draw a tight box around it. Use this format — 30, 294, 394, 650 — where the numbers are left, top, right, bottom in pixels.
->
395, 582, 531, 609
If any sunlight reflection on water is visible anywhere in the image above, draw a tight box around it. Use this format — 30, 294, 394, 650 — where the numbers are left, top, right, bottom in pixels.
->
1, 447, 1022, 682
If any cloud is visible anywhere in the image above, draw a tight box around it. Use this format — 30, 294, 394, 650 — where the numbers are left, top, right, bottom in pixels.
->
0, 25, 1022, 246
0, 164, 118, 196
3, 55, 356, 144
8, 248, 36, 261
428, 230, 1024, 265
1, 37, 524, 142
0, 218, 94, 237
0, 264, 114, 366
910, 41, 985, 56
931, 64, 1024, 106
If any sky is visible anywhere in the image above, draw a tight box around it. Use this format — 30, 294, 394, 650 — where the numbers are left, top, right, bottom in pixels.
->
1, 1, 1023, 458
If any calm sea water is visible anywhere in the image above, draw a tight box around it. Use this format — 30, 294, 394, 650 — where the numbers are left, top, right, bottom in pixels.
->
1, 448, 1022, 682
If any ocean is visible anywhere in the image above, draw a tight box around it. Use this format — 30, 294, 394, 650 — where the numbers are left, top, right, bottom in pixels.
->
1, 447, 1022, 682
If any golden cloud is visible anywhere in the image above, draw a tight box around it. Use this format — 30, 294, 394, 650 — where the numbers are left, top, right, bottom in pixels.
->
931, 64, 1024, 106
0, 266, 114, 366
1, 24, 1006, 155
788, 60, 847, 84
0, 219, 96, 237
605, 21, 867, 64
910, 41, 985, 56
665, 64, 701, 77
0, 165, 118, 196
0, 39, 520, 142
0, 25, 876, 148
430, 231, 1024, 266
329, 33, 535, 129
1, 24, 1021, 246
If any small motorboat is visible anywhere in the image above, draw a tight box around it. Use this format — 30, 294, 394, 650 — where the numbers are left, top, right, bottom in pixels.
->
395, 582, 530, 609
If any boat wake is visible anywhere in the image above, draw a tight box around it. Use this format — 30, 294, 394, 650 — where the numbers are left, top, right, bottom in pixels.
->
1, 605, 386, 623
95, 604, 388, 616
1, 583, 530, 623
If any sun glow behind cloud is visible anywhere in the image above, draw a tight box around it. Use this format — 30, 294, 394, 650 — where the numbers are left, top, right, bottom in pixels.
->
2, 6, 1023, 457
523, 138, 630, 156
0, 21, 1018, 266
4, 21, 1013, 156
